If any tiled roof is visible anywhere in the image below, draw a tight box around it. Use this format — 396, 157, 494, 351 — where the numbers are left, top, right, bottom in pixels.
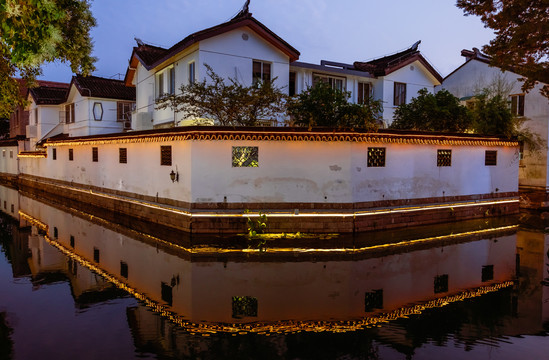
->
72, 75, 136, 101
29, 82, 70, 105
133, 44, 168, 68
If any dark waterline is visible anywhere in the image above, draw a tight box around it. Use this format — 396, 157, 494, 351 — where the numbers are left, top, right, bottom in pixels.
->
0, 187, 547, 359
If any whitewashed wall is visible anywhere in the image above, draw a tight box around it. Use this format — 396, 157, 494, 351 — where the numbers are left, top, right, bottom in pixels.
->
0, 146, 19, 175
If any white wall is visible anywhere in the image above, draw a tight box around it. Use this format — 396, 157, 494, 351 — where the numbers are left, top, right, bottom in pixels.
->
0, 146, 19, 175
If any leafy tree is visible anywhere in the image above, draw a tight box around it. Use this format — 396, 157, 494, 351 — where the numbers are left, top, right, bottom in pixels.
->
287, 81, 382, 130
457, 0, 549, 98
156, 64, 286, 126
390, 89, 472, 132
0, 0, 96, 117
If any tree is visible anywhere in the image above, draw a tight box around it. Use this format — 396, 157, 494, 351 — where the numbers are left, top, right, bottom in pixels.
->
456, 0, 549, 98
156, 64, 287, 126
0, 0, 96, 117
287, 81, 382, 130
390, 89, 472, 132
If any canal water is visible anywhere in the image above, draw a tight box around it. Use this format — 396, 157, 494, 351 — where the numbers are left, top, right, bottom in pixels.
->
0, 185, 548, 359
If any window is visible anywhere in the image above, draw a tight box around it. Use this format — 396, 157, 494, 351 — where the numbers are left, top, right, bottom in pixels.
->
232, 296, 258, 319
92, 147, 98, 162
232, 146, 258, 167
52, 148, 57, 160
93, 248, 100, 263
53, 227, 58, 238
169, 67, 175, 94
482, 265, 494, 282
358, 82, 371, 104
437, 149, 451, 167
367, 147, 385, 167
161, 282, 173, 306
510, 94, 525, 116
2, 201, 5, 210
9, 151, 13, 159
65, 103, 75, 124
92, 102, 103, 121
394, 82, 406, 106
188, 62, 195, 85
68, 149, 74, 161
119, 148, 127, 164
434, 274, 448, 294
34, 108, 38, 124
156, 72, 164, 97
120, 262, 129, 279
117, 101, 135, 122
70, 235, 75, 248
289, 71, 296, 96
364, 289, 383, 312
485, 150, 497, 166
160, 146, 172, 166
10, 204, 14, 213
253, 60, 271, 86
313, 73, 345, 92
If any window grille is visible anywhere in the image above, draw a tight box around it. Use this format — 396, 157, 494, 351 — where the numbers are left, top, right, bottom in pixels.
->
160, 146, 172, 166
92, 147, 98, 162
119, 148, 127, 164
485, 150, 497, 166
69, 149, 74, 161
367, 147, 386, 167
437, 149, 452, 167
232, 146, 258, 167
232, 296, 258, 318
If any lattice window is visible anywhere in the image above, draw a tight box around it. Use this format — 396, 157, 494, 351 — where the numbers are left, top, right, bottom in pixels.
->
92, 147, 98, 162
437, 149, 452, 167
232, 146, 258, 167
160, 146, 172, 166
364, 289, 383, 312
232, 296, 258, 318
434, 274, 449, 294
119, 148, 127, 164
485, 150, 497, 166
367, 147, 386, 167
482, 265, 494, 282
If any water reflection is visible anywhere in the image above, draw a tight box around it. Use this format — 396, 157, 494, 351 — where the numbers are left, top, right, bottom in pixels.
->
0, 184, 548, 359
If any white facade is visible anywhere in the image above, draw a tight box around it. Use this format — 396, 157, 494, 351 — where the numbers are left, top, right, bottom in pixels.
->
438, 57, 549, 191
0, 144, 19, 175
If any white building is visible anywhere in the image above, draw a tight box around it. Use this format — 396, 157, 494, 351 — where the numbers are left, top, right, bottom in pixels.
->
125, 9, 442, 130
439, 48, 549, 199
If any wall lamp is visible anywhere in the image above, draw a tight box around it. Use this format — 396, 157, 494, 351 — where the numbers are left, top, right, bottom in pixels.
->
170, 169, 179, 183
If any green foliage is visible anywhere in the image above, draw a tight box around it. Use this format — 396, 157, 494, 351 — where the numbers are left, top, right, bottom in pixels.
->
390, 89, 472, 132
0, 0, 96, 117
287, 81, 382, 130
156, 64, 286, 126
457, 0, 549, 98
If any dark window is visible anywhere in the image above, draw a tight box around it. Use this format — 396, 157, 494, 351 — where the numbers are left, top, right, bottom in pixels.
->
437, 149, 452, 167
161, 282, 173, 306
10, 204, 13, 213
53, 227, 58, 238
367, 147, 386, 167
510, 94, 525, 116
434, 274, 449, 294
68, 149, 74, 161
52, 148, 57, 160
117, 102, 134, 122
189, 62, 195, 84
358, 82, 371, 104
93, 248, 100, 263
92, 147, 98, 162
232, 146, 258, 167
253, 61, 271, 86
485, 150, 497, 166
65, 103, 75, 124
160, 146, 172, 166
168, 67, 175, 94
394, 82, 406, 106
70, 235, 75, 248
120, 262, 129, 279
157, 72, 164, 97
68, 259, 77, 275
482, 265, 494, 282
119, 148, 127, 164
364, 289, 383, 312
289, 71, 296, 96
232, 296, 258, 319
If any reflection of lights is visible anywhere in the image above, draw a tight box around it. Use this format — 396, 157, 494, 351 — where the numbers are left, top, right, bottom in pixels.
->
19, 210, 515, 335
18, 151, 47, 158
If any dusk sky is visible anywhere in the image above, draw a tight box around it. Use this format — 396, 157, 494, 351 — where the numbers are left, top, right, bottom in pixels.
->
39, 0, 495, 83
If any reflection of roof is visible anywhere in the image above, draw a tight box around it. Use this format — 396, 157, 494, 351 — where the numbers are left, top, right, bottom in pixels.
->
71, 75, 136, 101
354, 41, 442, 83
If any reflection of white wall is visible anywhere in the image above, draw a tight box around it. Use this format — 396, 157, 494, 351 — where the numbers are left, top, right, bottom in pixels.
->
0, 185, 19, 219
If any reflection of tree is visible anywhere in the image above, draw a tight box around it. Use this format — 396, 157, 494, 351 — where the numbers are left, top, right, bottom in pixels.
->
0, 311, 14, 360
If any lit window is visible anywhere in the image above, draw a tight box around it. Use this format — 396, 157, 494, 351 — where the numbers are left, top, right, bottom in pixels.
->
509, 94, 525, 116
253, 61, 271, 86
394, 82, 406, 106
367, 147, 385, 167
232, 146, 258, 167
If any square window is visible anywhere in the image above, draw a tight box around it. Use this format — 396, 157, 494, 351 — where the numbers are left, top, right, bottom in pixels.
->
485, 150, 497, 166
52, 148, 57, 160
434, 274, 449, 294
482, 265, 494, 282
69, 149, 74, 161
253, 61, 271, 86
160, 146, 172, 166
437, 149, 452, 167
232, 296, 258, 319
93, 247, 100, 263
92, 147, 98, 162
120, 261, 129, 279
232, 146, 258, 167
364, 289, 383, 312
367, 147, 385, 167
119, 148, 127, 164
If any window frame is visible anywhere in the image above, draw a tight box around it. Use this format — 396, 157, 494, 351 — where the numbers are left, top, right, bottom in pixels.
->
394, 82, 406, 106
312, 73, 346, 92
160, 145, 172, 166
357, 82, 371, 104
485, 150, 497, 166
119, 148, 127, 164
188, 62, 195, 85
509, 94, 525, 117
92, 147, 98, 162
68, 148, 74, 161
117, 101, 135, 122
252, 60, 271, 86
65, 103, 75, 124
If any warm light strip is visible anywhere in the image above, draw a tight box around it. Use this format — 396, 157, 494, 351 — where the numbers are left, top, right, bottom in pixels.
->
41, 231, 514, 335
18, 152, 47, 158
43, 129, 519, 147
